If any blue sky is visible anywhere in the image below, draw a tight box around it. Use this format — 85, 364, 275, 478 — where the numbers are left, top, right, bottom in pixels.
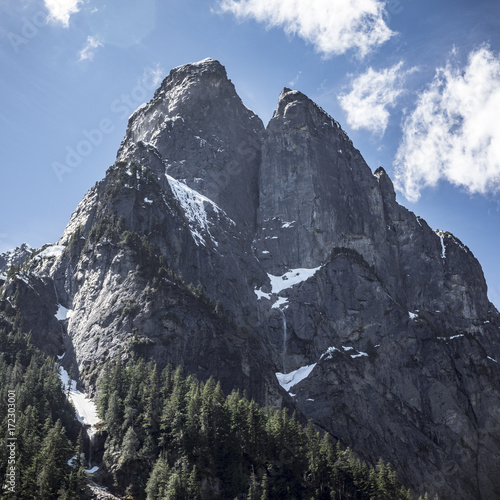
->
1, 0, 500, 307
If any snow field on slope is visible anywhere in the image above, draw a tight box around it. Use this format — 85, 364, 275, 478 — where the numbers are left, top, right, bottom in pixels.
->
59, 366, 100, 430
268, 267, 322, 294
55, 304, 74, 321
276, 363, 317, 392
276, 345, 369, 392
254, 266, 323, 304
166, 174, 234, 247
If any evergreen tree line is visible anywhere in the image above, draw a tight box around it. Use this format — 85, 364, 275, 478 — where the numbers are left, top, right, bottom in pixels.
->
97, 358, 435, 499
0, 272, 437, 499
0, 327, 86, 499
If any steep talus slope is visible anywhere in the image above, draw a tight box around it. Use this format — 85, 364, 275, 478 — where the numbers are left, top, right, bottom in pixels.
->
1, 59, 500, 499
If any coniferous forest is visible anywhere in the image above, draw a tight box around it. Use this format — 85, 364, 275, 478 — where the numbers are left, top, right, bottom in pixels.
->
0, 312, 435, 499
0, 328, 85, 499
97, 358, 416, 500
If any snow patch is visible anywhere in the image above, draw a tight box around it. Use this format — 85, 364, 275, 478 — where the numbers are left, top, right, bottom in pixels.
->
55, 305, 73, 321
254, 266, 322, 308
254, 289, 271, 301
321, 345, 368, 360
276, 363, 317, 392
281, 221, 296, 229
268, 267, 322, 295
167, 174, 234, 247
435, 230, 447, 259
272, 297, 289, 309
440, 237, 446, 259
487, 356, 498, 363
437, 334, 465, 341
320, 346, 341, 360
38, 245, 66, 259
144, 197, 153, 204
409, 311, 418, 320
351, 351, 368, 359
59, 366, 100, 429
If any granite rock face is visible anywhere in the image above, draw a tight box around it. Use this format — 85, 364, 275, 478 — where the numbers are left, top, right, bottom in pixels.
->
117, 58, 264, 236
2, 59, 500, 499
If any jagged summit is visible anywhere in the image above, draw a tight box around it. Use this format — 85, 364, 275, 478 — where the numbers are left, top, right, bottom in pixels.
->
3, 59, 500, 500
274, 86, 344, 132
117, 58, 264, 233
168, 57, 228, 79
0, 243, 33, 275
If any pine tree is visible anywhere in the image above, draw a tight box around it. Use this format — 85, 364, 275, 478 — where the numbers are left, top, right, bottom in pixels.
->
247, 469, 259, 500
163, 472, 184, 500
187, 465, 200, 500
146, 456, 170, 500
120, 426, 140, 465
104, 391, 123, 437
36, 419, 73, 498
260, 472, 269, 500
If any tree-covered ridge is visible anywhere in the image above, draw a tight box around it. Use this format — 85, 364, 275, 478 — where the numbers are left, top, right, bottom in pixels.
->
0, 327, 85, 499
98, 358, 431, 499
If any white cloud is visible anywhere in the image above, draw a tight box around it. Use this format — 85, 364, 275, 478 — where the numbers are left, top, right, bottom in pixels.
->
218, 0, 394, 58
44, 0, 82, 27
338, 62, 415, 135
288, 71, 302, 87
79, 35, 103, 62
394, 47, 500, 202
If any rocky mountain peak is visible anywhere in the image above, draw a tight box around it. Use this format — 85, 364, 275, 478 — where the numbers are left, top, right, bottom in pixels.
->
117, 58, 264, 232
162, 57, 229, 86
0, 243, 33, 274
6, 59, 500, 500
272, 86, 346, 137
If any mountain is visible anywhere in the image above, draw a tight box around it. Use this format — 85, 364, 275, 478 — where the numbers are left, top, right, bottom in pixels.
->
0, 243, 33, 274
2, 58, 500, 499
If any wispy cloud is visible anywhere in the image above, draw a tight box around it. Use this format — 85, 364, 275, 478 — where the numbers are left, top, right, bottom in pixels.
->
338, 62, 416, 135
394, 47, 500, 202
218, 0, 394, 58
79, 35, 103, 62
44, 0, 82, 28
288, 71, 302, 88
